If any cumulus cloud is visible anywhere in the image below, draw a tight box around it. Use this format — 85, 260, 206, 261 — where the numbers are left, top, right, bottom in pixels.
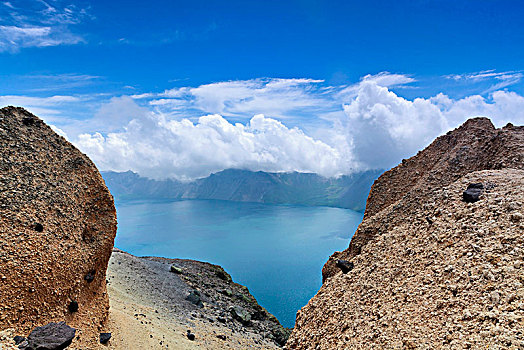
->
342, 81, 447, 169
340, 82, 524, 170
75, 107, 350, 181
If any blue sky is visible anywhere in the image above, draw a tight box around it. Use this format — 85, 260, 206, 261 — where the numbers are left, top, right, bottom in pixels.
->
1, 0, 524, 179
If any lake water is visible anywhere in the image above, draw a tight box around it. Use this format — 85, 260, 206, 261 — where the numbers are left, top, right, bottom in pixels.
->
114, 199, 362, 327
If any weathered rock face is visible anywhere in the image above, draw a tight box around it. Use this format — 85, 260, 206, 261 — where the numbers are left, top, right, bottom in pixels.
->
323, 118, 523, 281
287, 119, 524, 349
0, 107, 117, 348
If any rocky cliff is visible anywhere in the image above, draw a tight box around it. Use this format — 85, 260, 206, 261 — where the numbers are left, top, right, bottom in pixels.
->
287, 118, 524, 349
0, 107, 117, 348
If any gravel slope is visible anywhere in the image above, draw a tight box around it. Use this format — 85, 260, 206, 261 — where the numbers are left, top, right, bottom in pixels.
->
106, 249, 289, 349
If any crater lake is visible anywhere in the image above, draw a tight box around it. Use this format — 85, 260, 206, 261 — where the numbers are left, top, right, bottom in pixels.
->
114, 198, 362, 327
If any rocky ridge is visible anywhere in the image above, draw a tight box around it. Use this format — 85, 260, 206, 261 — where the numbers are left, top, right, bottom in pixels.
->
287, 118, 524, 349
106, 248, 290, 349
0, 107, 117, 348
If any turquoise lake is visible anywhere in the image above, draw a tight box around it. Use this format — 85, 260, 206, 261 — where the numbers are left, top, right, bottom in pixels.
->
114, 199, 362, 327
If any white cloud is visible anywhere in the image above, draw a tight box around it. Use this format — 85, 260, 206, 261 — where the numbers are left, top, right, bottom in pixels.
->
0, 0, 88, 52
6, 72, 523, 181
340, 82, 524, 170
0, 94, 79, 109
336, 72, 416, 102
0, 94, 81, 123
361, 72, 416, 87
139, 78, 329, 121
445, 69, 523, 94
446, 69, 522, 82
0, 24, 82, 51
342, 81, 448, 169
75, 103, 350, 181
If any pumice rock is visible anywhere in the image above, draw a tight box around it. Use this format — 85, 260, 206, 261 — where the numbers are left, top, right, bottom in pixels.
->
0, 107, 117, 349
23, 322, 76, 350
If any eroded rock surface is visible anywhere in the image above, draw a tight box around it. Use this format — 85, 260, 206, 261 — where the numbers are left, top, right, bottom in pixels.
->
287, 119, 524, 349
0, 107, 117, 348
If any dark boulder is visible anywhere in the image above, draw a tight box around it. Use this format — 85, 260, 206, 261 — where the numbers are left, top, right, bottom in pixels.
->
186, 330, 195, 341
336, 259, 354, 274
23, 322, 76, 350
463, 183, 483, 203
467, 183, 484, 190
22, 117, 35, 126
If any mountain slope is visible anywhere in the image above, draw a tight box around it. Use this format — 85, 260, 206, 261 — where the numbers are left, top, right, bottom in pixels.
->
287, 119, 524, 349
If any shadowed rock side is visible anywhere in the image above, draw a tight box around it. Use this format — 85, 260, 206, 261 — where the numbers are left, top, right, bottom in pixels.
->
287, 119, 524, 349
0, 107, 117, 348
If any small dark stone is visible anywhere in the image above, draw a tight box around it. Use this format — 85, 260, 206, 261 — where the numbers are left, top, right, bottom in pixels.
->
99, 332, 111, 344
22, 117, 35, 126
216, 334, 227, 340
463, 187, 482, 203
187, 330, 195, 341
34, 223, 44, 232
217, 316, 226, 323
84, 270, 96, 283
425, 216, 433, 225
229, 305, 252, 325
336, 259, 354, 274
25, 321, 76, 350
215, 268, 231, 282
68, 300, 79, 313
185, 290, 203, 308
13, 336, 25, 345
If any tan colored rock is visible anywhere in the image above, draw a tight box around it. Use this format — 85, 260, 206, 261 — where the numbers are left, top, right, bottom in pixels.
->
323, 118, 523, 280
0, 107, 117, 348
287, 119, 524, 349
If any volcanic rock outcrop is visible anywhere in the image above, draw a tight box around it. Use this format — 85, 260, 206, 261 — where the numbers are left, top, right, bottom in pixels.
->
0, 107, 117, 348
287, 118, 524, 349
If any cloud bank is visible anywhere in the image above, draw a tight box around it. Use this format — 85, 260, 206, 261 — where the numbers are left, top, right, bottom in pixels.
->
2, 72, 523, 180
70, 73, 524, 180
76, 112, 348, 181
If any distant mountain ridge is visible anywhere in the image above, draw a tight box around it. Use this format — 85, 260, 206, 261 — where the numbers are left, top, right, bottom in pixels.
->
101, 169, 382, 211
